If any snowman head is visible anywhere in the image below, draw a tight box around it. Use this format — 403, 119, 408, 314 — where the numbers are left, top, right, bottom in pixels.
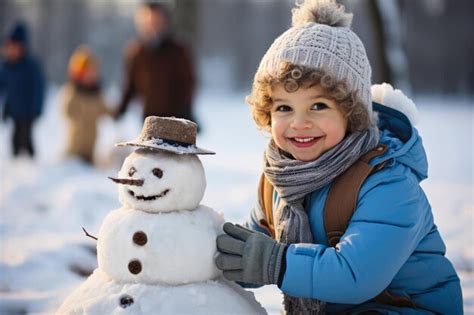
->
112, 149, 206, 213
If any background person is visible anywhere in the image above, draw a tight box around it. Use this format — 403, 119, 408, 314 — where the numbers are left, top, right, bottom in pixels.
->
115, 2, 196, 123
0, 21, 45, 158
61, 45, 111, 165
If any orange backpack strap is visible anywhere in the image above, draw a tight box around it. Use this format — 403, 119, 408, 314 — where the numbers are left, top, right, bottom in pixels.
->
323, 144, 416, 308
324, 145, 388, 247
257, 173, 276, 238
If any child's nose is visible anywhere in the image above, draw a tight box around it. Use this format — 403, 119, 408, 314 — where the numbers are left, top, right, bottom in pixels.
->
291, 114, 312, 130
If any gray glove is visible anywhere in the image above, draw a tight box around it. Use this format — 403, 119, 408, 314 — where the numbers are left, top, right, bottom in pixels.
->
215, 222, 287, 286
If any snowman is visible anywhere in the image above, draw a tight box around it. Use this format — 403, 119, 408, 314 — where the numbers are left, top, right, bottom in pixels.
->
57, 116, 266, 314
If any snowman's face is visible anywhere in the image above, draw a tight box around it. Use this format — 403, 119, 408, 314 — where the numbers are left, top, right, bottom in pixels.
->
115, 150, 206, 212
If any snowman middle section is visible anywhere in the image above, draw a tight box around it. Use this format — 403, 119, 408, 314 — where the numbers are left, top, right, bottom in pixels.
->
98, 205, 224, 285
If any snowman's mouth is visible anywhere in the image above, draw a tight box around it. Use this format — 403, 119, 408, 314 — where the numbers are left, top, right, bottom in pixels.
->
128, 189, 170, 201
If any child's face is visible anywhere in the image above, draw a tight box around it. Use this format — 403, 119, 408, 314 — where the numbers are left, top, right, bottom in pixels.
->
82, 67, 98, 85
2, 41, 24, 63
135, 7, 167, 41
270, 84, 348, 162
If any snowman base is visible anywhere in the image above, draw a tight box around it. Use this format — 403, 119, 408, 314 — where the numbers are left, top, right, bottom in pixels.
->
57, 269, 266, 314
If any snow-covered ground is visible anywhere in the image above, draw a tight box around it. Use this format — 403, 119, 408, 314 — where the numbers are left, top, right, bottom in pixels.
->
0, 87, 472, 314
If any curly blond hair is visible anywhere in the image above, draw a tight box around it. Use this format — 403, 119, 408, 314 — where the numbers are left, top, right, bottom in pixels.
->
246, 63, 371, 133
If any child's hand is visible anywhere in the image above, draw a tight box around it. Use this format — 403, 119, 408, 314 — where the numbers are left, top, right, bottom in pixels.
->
215, 222, 287, 286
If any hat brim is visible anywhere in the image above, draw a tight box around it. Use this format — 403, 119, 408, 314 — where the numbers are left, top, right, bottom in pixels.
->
115, 138, 215, 155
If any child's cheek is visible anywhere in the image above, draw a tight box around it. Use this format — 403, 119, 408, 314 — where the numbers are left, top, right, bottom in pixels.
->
269, 120, 285, 151
324, 119, 347, 147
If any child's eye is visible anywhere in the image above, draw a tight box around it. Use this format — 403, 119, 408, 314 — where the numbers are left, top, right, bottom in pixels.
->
311, 102, 328, 110
274, 105, 292, 112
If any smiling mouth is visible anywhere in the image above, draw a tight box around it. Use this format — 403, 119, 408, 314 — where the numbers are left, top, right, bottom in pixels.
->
289, 136, 322, 147
128, 189, 170, 201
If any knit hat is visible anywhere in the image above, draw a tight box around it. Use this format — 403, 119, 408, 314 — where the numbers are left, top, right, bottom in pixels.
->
255, 0, 373, 117
8, 21, 28, 44
68, 45, 97, 81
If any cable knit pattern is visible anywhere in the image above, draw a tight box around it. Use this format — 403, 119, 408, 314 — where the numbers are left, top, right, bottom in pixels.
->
255, 21, 372, 116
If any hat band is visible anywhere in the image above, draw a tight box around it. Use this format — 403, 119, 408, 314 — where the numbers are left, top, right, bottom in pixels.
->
159, 138, 194, 148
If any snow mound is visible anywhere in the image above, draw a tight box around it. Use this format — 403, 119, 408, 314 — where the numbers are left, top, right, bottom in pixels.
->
57, 269, 266, 315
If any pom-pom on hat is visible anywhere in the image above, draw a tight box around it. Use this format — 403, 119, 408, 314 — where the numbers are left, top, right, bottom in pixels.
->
255, 0, 373, 117
116, 116, 215, 155
68, 45, 97, 81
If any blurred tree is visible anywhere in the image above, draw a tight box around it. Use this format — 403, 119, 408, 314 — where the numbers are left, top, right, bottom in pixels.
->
174, 0, 198, 42
0, 1, 10, 33
372, 0, 411, 93
0, 0, 472, 96
401, 0, 473, 95
367, 0, 393, 85
343, 0, 411, 92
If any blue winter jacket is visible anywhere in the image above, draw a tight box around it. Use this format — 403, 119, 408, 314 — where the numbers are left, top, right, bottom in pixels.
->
0, 54, 45, 121
247, 103, 463, 314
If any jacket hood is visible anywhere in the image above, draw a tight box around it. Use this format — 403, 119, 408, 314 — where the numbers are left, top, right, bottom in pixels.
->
371, 102, 428, 182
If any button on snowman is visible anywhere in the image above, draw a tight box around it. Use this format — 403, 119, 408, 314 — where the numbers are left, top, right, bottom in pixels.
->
58, 117, 266, 314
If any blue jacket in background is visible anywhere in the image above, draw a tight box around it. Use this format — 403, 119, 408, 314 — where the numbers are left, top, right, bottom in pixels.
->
0, 53, 45, 121
247, 103, 463, 314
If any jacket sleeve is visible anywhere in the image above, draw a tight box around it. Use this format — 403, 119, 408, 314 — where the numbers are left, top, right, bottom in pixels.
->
97, 95, 111, 117
280, 169, 432, 304
0, 64, 4, 113
0, 62, 5, 93
31, 59, 45, 118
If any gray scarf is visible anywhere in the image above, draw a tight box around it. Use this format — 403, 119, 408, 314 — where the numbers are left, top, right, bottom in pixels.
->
263, 126, 379, 314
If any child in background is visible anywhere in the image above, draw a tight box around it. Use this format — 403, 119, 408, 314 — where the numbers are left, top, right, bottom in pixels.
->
0, 21, 45, 158
215, 0, 462, 314
62, 46, 110, 164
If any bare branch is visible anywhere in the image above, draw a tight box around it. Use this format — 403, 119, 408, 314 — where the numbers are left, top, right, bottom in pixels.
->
82, 227, 98, 241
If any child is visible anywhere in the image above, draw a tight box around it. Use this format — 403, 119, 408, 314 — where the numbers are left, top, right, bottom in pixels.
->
0, 21, 45, 158
215, 0, 463, 314
62, 46, 110, 164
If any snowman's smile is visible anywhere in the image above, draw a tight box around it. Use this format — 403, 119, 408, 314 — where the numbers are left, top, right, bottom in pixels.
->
128, 189, 170, 201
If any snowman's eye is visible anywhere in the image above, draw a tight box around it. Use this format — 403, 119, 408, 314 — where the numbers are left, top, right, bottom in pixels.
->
152, 168, 163, 178
128, 167, 137, 177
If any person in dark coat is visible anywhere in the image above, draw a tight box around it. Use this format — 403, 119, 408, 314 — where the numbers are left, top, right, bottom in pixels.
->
115, 2, 196, 123
0, 21, 45, 157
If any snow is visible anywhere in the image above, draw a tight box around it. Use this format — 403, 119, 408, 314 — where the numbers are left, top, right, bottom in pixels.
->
57, 270, 266, 315
0, 87, 473, 314
116, 138, 215, 155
